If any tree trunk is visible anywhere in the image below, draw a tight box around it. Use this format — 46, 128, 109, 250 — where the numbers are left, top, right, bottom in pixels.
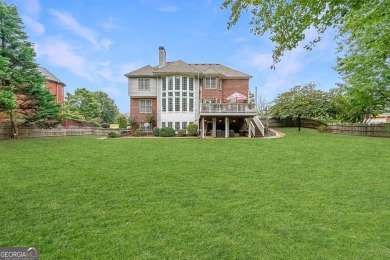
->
298, 115, 301, 131
10, 110, 19, 138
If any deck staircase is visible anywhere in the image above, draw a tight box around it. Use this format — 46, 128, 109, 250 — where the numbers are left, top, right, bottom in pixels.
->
245, 116, 265, 138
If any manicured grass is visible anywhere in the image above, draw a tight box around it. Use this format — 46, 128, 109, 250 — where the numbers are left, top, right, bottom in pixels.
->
1, 128, 389, 259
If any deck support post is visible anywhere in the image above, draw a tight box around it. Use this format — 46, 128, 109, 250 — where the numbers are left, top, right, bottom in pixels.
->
212, 117, 216, 138
225, 117, 229, 138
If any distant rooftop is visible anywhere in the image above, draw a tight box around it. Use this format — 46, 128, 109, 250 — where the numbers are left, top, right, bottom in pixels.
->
38, 67, 66, 85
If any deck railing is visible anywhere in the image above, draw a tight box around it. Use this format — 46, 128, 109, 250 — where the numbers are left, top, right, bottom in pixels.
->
200, 103, 256, 114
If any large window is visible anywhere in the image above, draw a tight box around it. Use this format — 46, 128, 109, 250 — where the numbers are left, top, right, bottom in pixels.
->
175, 97, 180, 111
161, 76, 195, 113
175, 77, 180, 90
182, 98, 187, 112
205, 77, 217, 89
138, 79, 150, 91
139, 99, 152, 113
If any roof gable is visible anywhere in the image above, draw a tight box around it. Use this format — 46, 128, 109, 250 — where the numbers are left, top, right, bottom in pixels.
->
125, 65, 155, 77
190, 64, 251, 78
38, 67, 66, 85
154, 60, 200, 75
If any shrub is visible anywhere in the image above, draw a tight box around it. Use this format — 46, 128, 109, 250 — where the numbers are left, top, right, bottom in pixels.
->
107, 131, 121, 138
134, 128, 144, 137
118, 114, 128, 129
101, 123, 110, 128
177, 129, 187, 137
128, 116, 138, 131
159, 127, 175, 137
317, 125, 329, 133
152, 127, 160, 137
187, 123, 198, 136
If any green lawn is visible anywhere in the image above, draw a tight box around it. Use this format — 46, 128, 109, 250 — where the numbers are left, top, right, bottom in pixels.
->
1, 128, 389, 259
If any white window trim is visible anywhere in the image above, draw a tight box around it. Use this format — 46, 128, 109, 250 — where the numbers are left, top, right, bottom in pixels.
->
139, 99, 152, 113
138, 78, 150, 91
205, 77, 217, 89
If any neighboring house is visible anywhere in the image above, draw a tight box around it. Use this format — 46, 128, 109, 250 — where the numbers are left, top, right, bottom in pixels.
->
370, 113, 390, 124
0, 67, 65, 123
38, 67, 66, 105
125, 46, 263, 138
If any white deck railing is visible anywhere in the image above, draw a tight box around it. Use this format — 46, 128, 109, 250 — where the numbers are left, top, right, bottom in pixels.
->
200, 103, 256, 114
253, 116, 265, 136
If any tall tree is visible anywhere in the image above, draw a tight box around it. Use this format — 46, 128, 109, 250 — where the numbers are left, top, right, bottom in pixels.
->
221, 0, 367, 65
65, 88, 100, 121
336, 0, 390, 122
270, 83, 335, 129
0, 2, 59, 137
94, 91, 120, 123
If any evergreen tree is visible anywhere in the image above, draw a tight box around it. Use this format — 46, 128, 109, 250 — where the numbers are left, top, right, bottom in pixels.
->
0, 2, 59, 137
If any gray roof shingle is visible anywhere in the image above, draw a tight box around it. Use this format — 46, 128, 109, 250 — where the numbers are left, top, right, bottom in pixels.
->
125, 61, 251, 79
38, 67, 66, 85
125, 65, 155, 77
154, 60, 200, 75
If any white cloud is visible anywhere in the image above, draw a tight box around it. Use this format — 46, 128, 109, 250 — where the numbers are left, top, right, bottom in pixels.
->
101, 86, 122, 96
100, 38, 113, 51
22, 15, 45, 35
48, 9, 111, 51
35, 38, 93, 81
16, 0, 41, 17
100, 16, 115, 31
156, 5, 179, 12
234, 37, 246, 43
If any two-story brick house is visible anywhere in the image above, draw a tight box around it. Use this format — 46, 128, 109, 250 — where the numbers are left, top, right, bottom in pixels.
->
125, 46, 263, 138
38, 67, 66, 105
0, 67, 65, 123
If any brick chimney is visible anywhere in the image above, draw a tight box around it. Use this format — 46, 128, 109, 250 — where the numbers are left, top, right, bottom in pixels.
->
159, 46, 166, 68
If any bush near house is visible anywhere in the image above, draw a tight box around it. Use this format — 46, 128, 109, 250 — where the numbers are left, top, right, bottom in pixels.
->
152, 127, 160, 137
159, 127, 175, 137
187, 123, 198, 136
177, 129, 187, 137
101, 123, 110, 128
134, 128, 143, 137
107, 131, 121, 138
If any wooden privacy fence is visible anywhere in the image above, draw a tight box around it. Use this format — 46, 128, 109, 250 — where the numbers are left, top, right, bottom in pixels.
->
262, 117, 390, 138
265, 117, 326, 129
327, 123, 390, 138
0, 126, 115, 140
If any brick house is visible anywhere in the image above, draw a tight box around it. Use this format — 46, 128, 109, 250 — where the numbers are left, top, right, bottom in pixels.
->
125, 46, 264, 138
0, 67, 65, 123
38, 67, 66, 105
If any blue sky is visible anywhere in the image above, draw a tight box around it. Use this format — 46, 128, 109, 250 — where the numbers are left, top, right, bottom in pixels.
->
6, 0, 340, 113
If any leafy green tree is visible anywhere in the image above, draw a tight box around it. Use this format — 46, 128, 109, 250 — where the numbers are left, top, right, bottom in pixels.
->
94, 91, 120, 123
334, 85, 385, 124
221, 0, 371, 65
65, 88, 100, 121
0, 2, 59, 137
335, 0, 390, 122
222, 0, 389, 123
270, 83, 335, 130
